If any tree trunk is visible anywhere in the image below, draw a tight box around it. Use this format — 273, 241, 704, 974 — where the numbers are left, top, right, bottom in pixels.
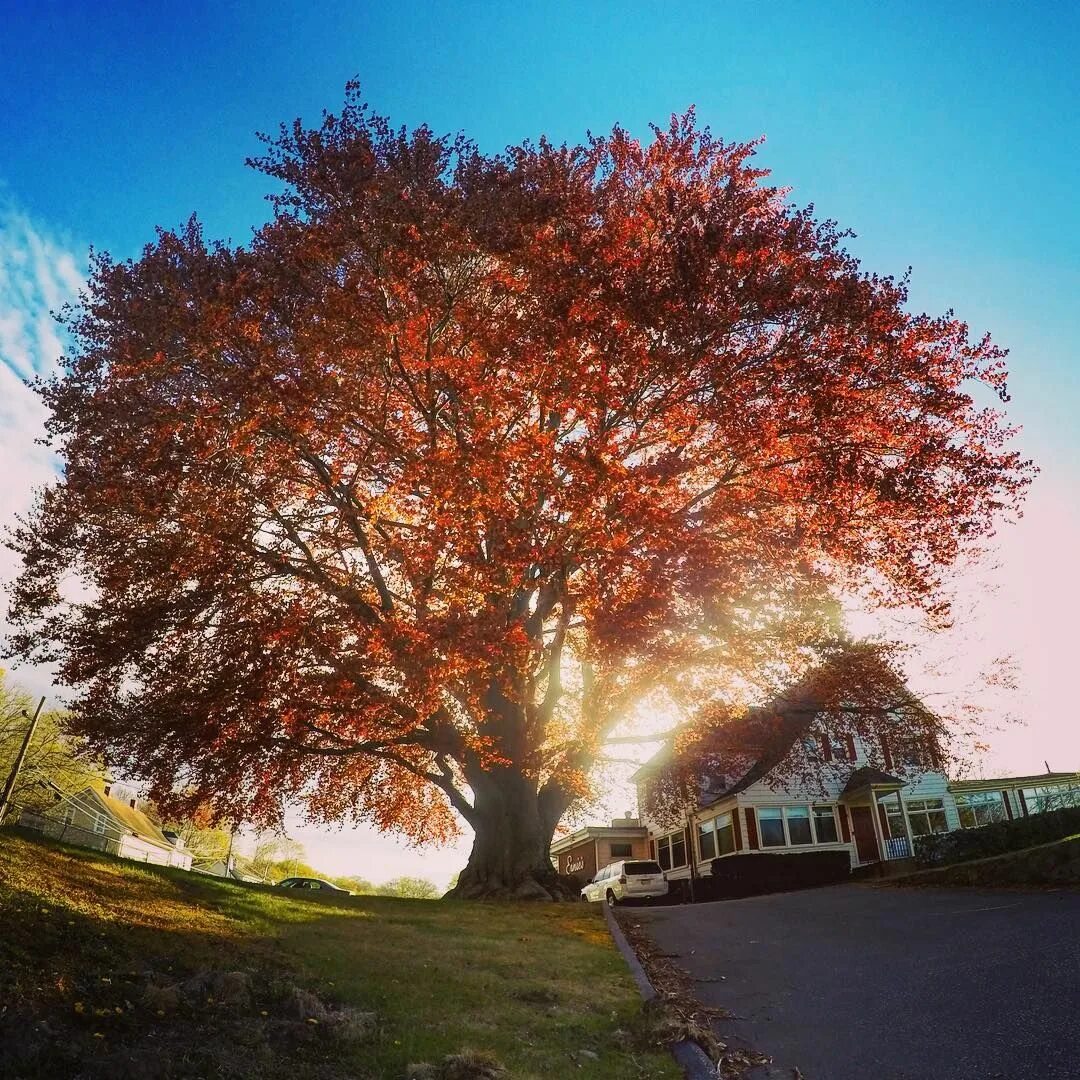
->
444, 764, 573, 900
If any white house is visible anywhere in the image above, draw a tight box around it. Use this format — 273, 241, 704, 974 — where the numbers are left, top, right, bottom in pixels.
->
632, 733, 1080, 883
17, 785, 193, 870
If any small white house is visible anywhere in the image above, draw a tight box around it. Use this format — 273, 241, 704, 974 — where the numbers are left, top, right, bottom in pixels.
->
17, 785, 193, 870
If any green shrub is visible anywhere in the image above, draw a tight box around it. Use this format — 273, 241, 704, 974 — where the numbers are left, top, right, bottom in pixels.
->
914, 806, 1080, 866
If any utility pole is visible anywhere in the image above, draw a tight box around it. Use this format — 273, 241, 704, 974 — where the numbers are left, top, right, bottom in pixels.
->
0, 696, 46, 826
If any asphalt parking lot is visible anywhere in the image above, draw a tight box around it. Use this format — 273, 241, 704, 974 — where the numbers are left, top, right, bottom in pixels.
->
635, 883, 1080, 1080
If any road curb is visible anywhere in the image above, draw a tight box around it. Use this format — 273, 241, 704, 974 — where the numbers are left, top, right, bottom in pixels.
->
603, 903, 717, 1079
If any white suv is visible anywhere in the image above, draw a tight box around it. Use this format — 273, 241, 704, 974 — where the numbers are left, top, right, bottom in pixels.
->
580, 859, 668, 906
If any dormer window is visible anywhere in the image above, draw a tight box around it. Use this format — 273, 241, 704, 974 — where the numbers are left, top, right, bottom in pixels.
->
818, 732, 856, 763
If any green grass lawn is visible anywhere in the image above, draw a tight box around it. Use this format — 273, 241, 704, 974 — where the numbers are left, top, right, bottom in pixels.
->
0, 829, 679, 1080
894, 832, 1080, 889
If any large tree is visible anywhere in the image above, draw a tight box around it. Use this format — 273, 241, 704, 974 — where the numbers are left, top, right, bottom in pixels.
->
6, 90, 1031, 897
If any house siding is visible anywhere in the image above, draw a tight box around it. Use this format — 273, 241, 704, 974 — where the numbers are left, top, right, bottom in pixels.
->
118, 834, 175, 866
729, 767, 956, 868
634, 736, 1080, 883
19, 804, 117, 856
595, 835, 651, 866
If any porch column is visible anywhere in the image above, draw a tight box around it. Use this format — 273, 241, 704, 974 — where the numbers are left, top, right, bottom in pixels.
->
870, 789, 888, 863
896, 795, 914, 857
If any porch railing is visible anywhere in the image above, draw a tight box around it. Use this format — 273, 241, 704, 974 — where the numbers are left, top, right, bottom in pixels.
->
883, 836, 912, 860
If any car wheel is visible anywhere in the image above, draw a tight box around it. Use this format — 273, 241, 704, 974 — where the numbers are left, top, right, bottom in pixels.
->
580, 893, 589, 902
605, 889, 618, 907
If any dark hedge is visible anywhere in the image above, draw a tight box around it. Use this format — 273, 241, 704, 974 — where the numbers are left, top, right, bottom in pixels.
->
665, 851, 852, 901
914, 805, 1080, 866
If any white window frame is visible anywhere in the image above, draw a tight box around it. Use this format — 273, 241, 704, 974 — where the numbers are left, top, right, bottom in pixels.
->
785, 805, 814, 846
1021, 784, 1080, 815
756, 807, 838, 846
955, 790, 1007, 829
757, 807, 787, 847
811, 804, 840, 844
656, 830, 687, 871
904, 797, 949, 837
697, 812, 736, 860
92, 812, 107, 835
751, 807, 812, 846
878, 793, 909, 840
822, 732, 854, 762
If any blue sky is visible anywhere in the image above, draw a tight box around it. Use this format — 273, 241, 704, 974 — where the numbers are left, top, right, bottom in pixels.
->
3, 2, 1078, 440
1, 2, 1078, 881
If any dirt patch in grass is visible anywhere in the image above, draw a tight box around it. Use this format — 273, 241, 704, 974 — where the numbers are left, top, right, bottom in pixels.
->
405, 1050, 507, 1079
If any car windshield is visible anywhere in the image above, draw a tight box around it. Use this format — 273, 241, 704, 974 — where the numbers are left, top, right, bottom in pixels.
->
623, 861, 662, 876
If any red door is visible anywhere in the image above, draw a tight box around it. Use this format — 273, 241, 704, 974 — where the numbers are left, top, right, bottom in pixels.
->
849, 806, 880, 864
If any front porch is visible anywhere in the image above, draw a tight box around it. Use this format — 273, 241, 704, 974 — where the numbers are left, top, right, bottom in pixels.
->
839, 767, 914, 869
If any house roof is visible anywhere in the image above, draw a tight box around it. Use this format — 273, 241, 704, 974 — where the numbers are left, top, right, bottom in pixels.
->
629, 745, 674, 784
628, 702, 820, 805
950, 771, 1080, 793
86, 788, 175, 851
628, 708, 782, 784
839, 766, 906, 798
631, 652, 941, 814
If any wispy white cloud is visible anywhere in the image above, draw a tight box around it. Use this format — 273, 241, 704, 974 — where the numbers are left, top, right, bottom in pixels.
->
0, 202, 83, 381
0, 200, 85, 696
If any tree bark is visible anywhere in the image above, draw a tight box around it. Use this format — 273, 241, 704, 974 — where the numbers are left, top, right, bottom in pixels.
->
444, 764, 574, 900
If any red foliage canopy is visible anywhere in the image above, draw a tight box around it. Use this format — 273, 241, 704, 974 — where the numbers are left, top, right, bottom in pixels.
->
6, 89, 1031, 887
